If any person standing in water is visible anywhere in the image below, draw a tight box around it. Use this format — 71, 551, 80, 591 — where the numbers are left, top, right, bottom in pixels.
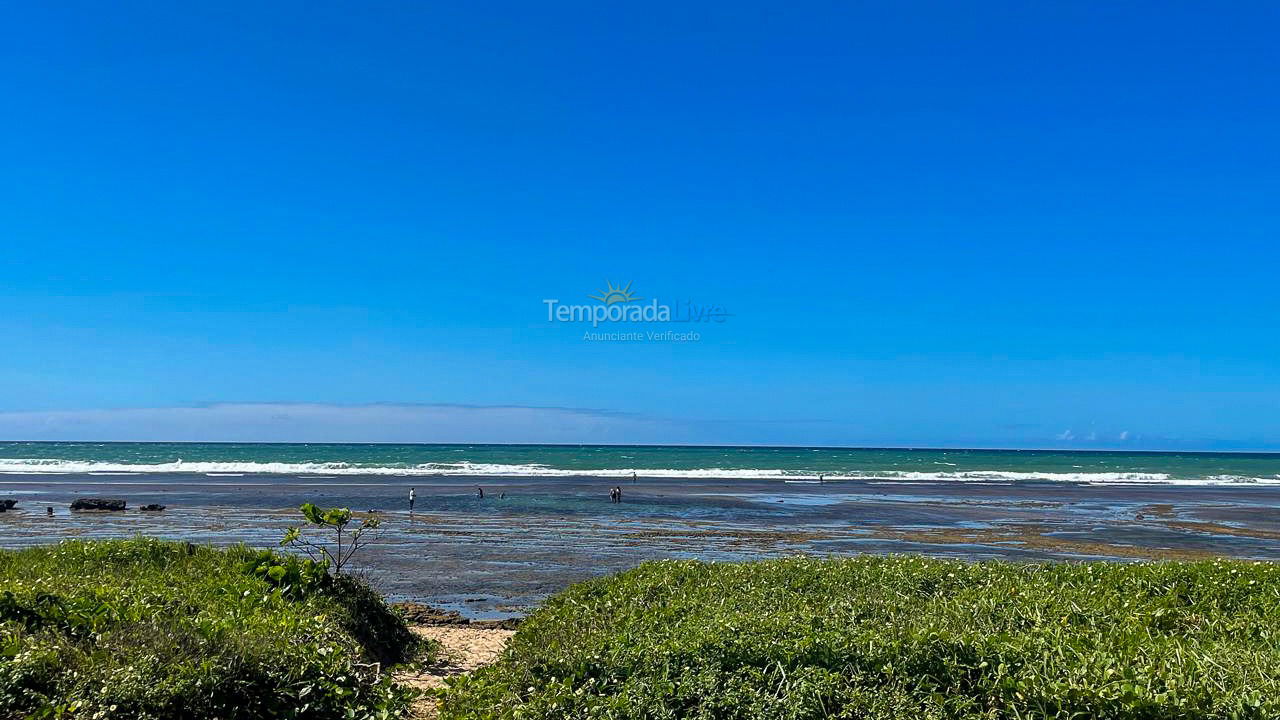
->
477, 486, 485, 499
409, 487, 416, 513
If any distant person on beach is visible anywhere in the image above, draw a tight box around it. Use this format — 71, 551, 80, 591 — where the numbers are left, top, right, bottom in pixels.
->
615, 486, 622, 503
477, 486, 485, 499
819, 474, 824, 484
632, 471, 637, 484
408, 487, 415, 513
608, 487, 616, 503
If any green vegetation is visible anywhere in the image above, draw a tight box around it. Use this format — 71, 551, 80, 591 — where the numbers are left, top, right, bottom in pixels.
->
443, 556, 1280, 719
0, 538, 425, 719
282, 503, 382, 576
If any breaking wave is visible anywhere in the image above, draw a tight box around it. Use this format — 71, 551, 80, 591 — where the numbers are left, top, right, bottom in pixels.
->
0, 458, 1277, 485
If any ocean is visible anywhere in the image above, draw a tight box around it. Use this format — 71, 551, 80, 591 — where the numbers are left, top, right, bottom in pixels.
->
3, 442, 1280, 484
3, 442, 1280, 615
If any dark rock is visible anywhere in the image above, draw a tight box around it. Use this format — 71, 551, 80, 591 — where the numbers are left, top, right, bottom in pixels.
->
0, 499, 16, 510
472, 617, 523, 630
139, 504, 166, 511
394, 602, 468, 626
70, 498, 127, 511
392, 602, 523, 629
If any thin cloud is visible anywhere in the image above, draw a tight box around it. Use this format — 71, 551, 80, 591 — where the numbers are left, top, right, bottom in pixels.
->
0, 403, 677, 444
1, 405, 1275, 451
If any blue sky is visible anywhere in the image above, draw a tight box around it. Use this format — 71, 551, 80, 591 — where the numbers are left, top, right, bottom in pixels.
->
2, 2, 1279, 448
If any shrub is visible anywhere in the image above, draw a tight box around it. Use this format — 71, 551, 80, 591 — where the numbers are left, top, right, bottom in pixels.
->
281, 503, 382, 577
442, 556, 1280, 719
0, 537, 426, 719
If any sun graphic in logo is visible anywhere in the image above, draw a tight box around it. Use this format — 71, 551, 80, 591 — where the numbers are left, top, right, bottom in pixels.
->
589, 281, 642, 305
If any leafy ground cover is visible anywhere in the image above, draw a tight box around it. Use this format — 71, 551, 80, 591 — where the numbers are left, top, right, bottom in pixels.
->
442, 555, 1280, 719
0, 538, 426, 719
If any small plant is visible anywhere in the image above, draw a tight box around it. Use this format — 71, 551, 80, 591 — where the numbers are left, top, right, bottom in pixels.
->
281, 503, 382, 576
238, 548, 330, 598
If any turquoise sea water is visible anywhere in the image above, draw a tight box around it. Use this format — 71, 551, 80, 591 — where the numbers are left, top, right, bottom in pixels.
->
5, 442, 1280, 611
2, 442, 1279, 485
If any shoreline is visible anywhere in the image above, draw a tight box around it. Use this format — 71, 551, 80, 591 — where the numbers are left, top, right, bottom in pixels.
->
2, 472, 1279, 617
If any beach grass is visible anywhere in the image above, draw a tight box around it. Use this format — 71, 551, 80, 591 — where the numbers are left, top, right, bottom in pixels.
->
441, 555, 1280, 719
0, 537, 426, 719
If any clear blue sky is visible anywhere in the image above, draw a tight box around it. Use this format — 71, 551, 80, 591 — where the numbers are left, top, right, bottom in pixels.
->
2, 2, 1278, 448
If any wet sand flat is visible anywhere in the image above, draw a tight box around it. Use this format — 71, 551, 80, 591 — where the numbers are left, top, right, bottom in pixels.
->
3, 472, 1280, 616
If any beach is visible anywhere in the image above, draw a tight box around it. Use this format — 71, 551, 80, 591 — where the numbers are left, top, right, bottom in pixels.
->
5, 442, 1280, 618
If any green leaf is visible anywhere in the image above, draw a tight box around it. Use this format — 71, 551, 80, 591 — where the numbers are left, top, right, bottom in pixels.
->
322, 508, 352, 528
300, 503, 323, 525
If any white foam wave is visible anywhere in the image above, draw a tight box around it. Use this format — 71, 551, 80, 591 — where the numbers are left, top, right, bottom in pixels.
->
0, 458, 785, 478
852, 470, 1178, 483
0, 458, 1277, 485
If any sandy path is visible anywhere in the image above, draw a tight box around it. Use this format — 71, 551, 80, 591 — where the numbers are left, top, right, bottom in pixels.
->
399, 625, 515, 719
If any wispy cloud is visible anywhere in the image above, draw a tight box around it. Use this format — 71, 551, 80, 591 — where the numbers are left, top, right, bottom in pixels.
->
0, 403, 681, 444
1, 404, 1275, 450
